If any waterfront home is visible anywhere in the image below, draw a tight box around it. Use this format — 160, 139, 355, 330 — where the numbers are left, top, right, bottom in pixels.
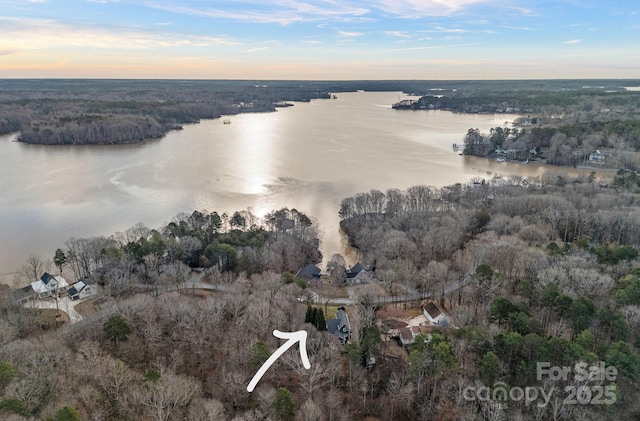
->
67, 278, 98, 301
345, 263, 373, 284
11, 272, 69, 303
31, 273, 68, 299
296, 264, 321, 284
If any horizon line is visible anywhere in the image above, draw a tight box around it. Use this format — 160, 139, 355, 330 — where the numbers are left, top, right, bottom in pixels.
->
1, 77, 640, 82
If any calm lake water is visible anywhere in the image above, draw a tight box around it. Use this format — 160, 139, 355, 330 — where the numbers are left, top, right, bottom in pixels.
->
1, 91, 554, 276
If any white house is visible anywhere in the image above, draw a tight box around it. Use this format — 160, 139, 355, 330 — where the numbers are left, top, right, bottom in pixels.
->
422, 302, 450, 326
588, 150, 605, 163
30, 273, 68, 299
67, 278, 98, 301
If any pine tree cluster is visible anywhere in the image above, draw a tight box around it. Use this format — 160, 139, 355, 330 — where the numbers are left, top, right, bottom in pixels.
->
304, 305, 327, 331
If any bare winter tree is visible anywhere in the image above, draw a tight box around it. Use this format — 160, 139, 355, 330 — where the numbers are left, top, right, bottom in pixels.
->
93, 356, 136, 417
187, 398, 226, 420
299, 398, 323, 421
326, 253, 347, 285
20, 254, 48, 284
135, 369, 201, 421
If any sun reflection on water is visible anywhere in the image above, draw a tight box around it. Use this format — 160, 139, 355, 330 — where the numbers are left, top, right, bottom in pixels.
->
231, 113, 276, 195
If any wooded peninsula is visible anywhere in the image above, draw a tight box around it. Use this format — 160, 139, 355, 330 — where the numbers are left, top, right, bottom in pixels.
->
2, 79, 640, 150
2, 79, 640, 421
391, 80, 640, 171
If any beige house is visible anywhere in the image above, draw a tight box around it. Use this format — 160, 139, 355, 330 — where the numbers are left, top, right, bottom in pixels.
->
398, 326, 435, 347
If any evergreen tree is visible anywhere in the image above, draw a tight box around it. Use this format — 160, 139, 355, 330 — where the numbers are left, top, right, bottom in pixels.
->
250, 341, 271, 370
315, 308, 327, 331
480, 351, 501, 384
54, 406, 82, 421
305, 305, 313, 324
103, 314, 133, 348
53, 248, 67, 275
0, 361, 15, 391
273, 387, 295, 421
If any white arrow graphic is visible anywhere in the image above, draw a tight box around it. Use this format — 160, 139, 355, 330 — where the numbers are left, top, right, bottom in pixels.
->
247, 330, 311, 392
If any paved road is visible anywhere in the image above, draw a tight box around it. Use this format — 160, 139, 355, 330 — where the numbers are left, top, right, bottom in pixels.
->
32, 272, 472, 325
311, 275, 472, 306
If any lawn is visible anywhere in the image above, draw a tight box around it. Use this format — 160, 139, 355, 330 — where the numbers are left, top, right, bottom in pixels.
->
37, 308, 69, 329
310, 280, 349, 298
75, 297, 107, 317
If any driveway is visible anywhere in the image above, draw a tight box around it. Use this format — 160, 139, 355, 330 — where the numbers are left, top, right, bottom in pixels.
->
29, 295, 84, 324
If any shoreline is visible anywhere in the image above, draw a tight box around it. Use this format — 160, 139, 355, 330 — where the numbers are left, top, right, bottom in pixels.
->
464, 153, 620, 177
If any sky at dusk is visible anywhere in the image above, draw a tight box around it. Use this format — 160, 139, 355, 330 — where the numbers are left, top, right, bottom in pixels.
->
0, 0, 638, 79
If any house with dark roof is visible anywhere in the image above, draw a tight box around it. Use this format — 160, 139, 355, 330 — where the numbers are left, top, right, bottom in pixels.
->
296, 264, 321, 283
422, 301, 450, 326
345, 263, 372, 284
11, 272, 69, 303
346, 263, 364, 278
10, 285, 37, 304
67, 278, 98, 301
31, 272, 68, 299
327, 307, 351, 344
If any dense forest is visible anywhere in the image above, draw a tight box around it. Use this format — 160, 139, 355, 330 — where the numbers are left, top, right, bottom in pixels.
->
0, 80, 337, 145
461, 120, 640, 170
391, 80, 640, 171
4, 173, 640, 419
3, 79, 640, 420
0, 207, 323, 420
2, 79, 639, 145
337, 172, 640, 420
392, 88, 640, 117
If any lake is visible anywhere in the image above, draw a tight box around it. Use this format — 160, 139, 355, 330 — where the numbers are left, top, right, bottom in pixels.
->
0, 91, 556, 277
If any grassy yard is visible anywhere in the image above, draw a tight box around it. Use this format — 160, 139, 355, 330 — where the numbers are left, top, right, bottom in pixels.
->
310, 281, 349, 298
37, 308, 69, 329
75, 297, 107, 317
321, 304, 345, 320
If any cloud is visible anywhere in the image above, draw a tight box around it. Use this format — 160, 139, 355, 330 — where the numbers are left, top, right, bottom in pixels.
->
373, 42, 480, 54
467, 19, 490, 25
338, 31, 364, 37
501, 25, 535, 31
384, 31, 411, 38
511, 6, 534, 16
146, 1, 370, 26
373, 0, 493, 17
0, 17, 236, 51
423, 26, 470, 34
563, 39, 582, 44
245, 47, 270, 53
417, 25, 493, 36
